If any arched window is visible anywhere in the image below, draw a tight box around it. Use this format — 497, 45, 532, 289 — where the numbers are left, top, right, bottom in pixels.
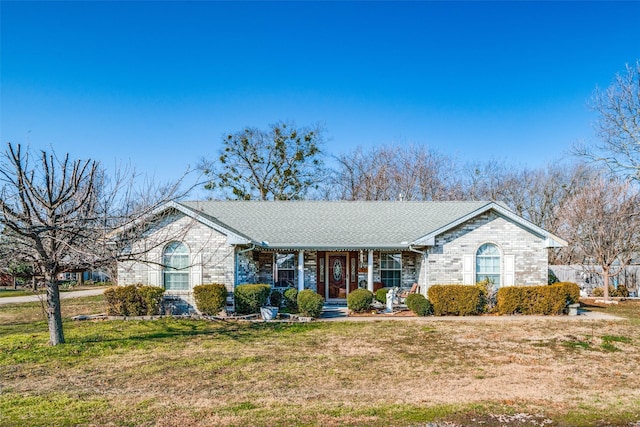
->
163, 242, 189, 290
476, 243, 500, 287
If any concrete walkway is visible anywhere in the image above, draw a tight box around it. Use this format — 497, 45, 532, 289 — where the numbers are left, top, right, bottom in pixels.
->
319, 305, 623, 321
0, 288, 105, 306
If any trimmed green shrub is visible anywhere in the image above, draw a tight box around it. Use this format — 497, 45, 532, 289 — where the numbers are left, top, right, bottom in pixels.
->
193, 283, 227, 315
234, 284, 271, 314
496, 284, 569, 315
269, 289, 283, 307
297, 289, 324, 318
375, 287, 390, 304
104, 284, 165, 316
347, 288, 374, 313
406, 293, 431, 316
427, 285, 483, 316
283, 287, 298, 312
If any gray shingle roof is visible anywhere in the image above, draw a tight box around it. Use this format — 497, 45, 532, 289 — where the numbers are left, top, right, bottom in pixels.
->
179, 200, 495, 249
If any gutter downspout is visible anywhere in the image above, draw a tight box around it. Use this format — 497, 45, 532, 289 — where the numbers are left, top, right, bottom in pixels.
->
409, 245, 428, 296
235, 244, 256, 287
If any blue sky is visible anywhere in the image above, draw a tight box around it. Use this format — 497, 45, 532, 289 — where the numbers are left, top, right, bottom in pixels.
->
2, 1, 639, 195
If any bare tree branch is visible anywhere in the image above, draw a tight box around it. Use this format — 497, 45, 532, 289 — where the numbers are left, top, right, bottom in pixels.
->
574, 60, 640, 181
0, 142, 193, 345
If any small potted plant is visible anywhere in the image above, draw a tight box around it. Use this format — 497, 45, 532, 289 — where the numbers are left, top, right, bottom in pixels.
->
261, 289, 282, 320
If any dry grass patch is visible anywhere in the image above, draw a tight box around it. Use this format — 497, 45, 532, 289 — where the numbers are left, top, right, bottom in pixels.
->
1, 298, 640, 426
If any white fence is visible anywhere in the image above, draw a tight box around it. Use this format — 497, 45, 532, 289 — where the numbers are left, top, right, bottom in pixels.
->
549, 265, 640, 297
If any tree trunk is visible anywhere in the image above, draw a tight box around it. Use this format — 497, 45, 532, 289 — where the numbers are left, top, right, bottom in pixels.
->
603, 268, 610, 301
46, 276, 65, 345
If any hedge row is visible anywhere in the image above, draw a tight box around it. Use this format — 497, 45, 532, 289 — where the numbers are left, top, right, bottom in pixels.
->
427, 284, 483, 316
108, 281, 581, 318
496, 282, 580, 315
104, 285, 165, 316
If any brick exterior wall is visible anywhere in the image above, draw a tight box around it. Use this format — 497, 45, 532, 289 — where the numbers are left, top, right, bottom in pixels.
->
117, 212, 235, 308
425, 211, 548, 288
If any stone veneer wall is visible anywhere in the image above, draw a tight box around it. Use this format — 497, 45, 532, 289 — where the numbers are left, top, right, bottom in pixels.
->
237, 250, 318, 292
237, 249, 421, 295
236, 250, 258, 285
426, 211, 548, 288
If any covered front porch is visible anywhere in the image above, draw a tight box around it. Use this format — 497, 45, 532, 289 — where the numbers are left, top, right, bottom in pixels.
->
236, 248, 425, 301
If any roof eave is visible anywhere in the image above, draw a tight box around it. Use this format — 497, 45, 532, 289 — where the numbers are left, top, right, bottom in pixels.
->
255, 244, 412, 251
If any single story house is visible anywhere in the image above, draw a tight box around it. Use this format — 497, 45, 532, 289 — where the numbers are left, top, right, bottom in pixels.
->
117, 200, 567, 306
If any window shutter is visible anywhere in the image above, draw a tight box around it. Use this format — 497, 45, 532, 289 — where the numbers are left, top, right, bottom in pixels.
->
349, 251, 358, 292
191, 253, 202, 288
147, 251, 161, 287
504, 254, 515, 286
463, 254, 473, 285
316, 252, 325, 298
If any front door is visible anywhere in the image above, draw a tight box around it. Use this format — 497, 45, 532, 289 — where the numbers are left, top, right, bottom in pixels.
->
327, 254, 347, 300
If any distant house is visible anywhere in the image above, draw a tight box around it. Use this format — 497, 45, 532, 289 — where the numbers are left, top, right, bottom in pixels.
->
117, 201, 566, 305
56, 270, 110, 284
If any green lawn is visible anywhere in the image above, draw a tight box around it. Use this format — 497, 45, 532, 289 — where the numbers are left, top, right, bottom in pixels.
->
1, 296, 639, 426
0, 288, 43, 298
0, 284, 108, 298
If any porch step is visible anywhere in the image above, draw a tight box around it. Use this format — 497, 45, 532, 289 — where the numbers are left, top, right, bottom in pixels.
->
320, 305, 348, 319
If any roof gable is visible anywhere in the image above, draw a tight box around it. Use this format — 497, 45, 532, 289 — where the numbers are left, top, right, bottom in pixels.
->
412, 202, 568, 247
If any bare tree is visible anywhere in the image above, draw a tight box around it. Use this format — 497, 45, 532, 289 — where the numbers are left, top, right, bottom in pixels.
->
331, 144, 462, 201
0, 143, 189, 345
558, 176, 640, 300
200, 121, 326, 200
574, 60, 640, 181
462, 159, 509, 202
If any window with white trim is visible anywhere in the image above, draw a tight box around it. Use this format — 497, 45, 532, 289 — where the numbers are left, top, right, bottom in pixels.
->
274, 253, 295, 287
476, 243, 500, 287
163, 242, 190, 290
380, 253, 402, 287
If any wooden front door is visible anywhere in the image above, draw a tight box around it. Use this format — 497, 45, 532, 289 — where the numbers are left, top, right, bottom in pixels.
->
327, 254, 347, 299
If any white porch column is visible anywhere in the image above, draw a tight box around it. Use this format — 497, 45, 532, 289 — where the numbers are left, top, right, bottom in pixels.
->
421, 253, 429, 297
367, 250, 374, 292
298, 250, 304, 291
